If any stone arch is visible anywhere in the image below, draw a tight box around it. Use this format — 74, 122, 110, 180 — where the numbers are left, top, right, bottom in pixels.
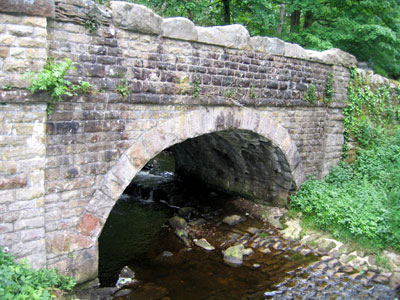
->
73, 106, 305, 283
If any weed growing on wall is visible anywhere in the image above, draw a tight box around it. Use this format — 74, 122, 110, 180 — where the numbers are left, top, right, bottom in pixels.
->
26, 58, 92, 114
117, 79, 130, 98
303, 83, 317, 104
0, 247, 76, 299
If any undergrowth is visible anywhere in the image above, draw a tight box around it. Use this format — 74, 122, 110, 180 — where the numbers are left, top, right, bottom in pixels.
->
291, 69, 400, 252
0, 248, 76, 299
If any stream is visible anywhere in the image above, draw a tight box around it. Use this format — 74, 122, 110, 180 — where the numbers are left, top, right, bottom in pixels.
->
97, 153, 398, 300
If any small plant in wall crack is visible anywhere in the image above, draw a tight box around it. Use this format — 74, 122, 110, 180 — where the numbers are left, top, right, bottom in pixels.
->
85, 11, 101, 34
249, 84, 257, 99
26, 58, 92, 115
303, 83, 317, 104
323, 72, 335, 105
117, 79, 130, 98
190, 79, 201, 98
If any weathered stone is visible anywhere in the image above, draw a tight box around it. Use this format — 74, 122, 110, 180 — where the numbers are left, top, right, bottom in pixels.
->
284, 42, 308, 59
194, 238, 215, 251
222, 215, 246, 226
169, 216, 187, 229
0, 0, 55, 17
0, 174, 27, 190
389, 272, 400, 289
77, 213, 102, 237
306, 48, 357, 67
110, 1, 162, 35
162, 17, 197, 41
223, 244, 244, 266
281, 219, 302, 240
250, 36, 285, 55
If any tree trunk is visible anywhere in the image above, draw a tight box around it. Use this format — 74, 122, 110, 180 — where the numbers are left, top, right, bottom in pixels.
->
222, 0, 231, 25
290, 9, 301, 32
303, 10, 313, 29
277, 3, 285, 35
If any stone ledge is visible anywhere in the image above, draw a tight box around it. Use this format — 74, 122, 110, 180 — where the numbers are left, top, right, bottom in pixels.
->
0, 0, 55, 17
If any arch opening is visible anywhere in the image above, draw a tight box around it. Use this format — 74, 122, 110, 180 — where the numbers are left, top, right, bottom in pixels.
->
97, 128, 301, 294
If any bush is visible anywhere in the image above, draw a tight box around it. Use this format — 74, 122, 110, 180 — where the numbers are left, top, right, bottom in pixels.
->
291, 128, 400, 251
0, 248, 76, 300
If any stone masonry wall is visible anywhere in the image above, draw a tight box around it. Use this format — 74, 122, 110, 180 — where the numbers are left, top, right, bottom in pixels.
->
0, 0, 352, 283
0, 103, 47, 269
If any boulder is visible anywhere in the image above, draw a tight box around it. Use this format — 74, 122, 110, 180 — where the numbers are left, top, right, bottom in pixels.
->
110, 1, 162, 35
223, 244, 244, 266
194, 238, 215, 251
222, 215, 246, 226
162, 17, 198, 41
169, 216, 187, 229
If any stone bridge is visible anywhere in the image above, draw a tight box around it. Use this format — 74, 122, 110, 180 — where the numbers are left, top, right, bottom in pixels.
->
0, 0, 356, 284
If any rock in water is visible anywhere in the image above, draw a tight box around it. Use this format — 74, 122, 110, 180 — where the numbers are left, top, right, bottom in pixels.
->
178, 207, 194, 219
223, 245, 244, 266
194, 238, 215, 251
169, 216, 187, 229
222, 215, 246, 226
119, 266, 135, 279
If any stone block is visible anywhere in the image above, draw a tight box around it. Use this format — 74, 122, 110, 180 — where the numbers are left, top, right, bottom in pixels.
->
14, 216, 44, 231
18, 37, 46, 48
22, 16, 47, 27
7, 24, 34, 37
111, 1, 162, 35
11, 239, 45, 259
21, 228, 45, 242
8, 199, 37, 211
284, 42, 308, 60
10, 47, 25, 59
250, 36, 285, 56
0, 35, 17, 46
0, 174, 27, 190
0, 231, 20, 245
0, 223, 13, 234
0, 0, 55, 17
0, 46, 8, 58
162, 17, 197, 41
77, 213, 102, 237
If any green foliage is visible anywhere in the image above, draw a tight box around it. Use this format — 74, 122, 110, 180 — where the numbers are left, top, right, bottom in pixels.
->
190, 79, 201, 98
303, 83, 317, 104
249, 84, 257, 99
291, 128, 400, 251
323, 72, 334, 105
2, 83, 12, 91
26, 58, 92, 114
117, 79, 130, 98
0, 248, 75, 299
343, 68, 400, 146
85, 11, 101, 34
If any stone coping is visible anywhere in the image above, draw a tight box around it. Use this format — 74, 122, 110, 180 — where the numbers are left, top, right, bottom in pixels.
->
0, 0, 356, 67
108, 1, 357, 67
0, 0, 55, 17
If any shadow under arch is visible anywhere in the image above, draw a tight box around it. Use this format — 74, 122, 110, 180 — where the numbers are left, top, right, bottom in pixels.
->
74, 106, 306, 283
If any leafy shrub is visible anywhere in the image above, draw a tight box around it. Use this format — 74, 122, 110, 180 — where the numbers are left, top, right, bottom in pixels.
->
0, 248, 76, 299
291, 128, 400, 251
303, 83, 317, 104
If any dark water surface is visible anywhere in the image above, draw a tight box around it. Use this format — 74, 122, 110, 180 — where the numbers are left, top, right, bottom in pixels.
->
98, 155, 319, 299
